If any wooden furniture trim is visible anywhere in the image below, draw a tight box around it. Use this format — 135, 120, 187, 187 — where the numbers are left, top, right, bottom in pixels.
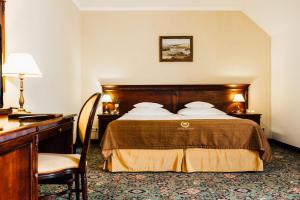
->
102, 84, 249, 114
0, 130, 35, 155
0, 114, 76, 144
37, 121, 73, 141
0, 0, 5, 61
1, 134, 39, 199
76, 93, 101, 172
228, 113, 262, 125
229, 113, 262, 117
0, 0, 6, 109
0, 0, 5, 107
103, 84, 250, 91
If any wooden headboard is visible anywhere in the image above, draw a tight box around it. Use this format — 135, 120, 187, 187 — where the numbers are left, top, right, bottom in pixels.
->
102, 84, 249, 114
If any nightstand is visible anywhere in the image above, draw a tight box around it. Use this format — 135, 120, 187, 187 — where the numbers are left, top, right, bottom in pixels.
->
228, 113, 262, 125
98, 114, 121, 141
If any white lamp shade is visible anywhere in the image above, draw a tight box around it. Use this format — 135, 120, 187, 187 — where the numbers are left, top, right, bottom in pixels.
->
233, 94, 245, 103
101, 94, 112, 103
3, 53, 42, 77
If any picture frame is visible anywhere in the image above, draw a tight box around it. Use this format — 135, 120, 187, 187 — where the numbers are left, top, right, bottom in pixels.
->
159, 36, 193, 62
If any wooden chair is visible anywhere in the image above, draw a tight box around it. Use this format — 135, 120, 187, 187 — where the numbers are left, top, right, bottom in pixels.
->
38, 93, 101, 200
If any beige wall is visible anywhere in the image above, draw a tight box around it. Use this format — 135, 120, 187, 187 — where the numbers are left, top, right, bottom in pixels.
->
271, 30, 300, 148
82, 11, 271, 135
5, 0, 82, 114
242, 0, 300, 148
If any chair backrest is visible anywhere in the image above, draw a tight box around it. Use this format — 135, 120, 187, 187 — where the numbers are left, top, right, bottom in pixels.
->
74, 93, 101, 172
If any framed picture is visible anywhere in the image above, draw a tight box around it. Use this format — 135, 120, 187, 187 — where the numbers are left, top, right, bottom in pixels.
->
159, 36, 193, 62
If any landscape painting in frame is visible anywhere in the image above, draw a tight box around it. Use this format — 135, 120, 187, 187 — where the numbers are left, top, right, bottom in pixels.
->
159, 36, 193, 62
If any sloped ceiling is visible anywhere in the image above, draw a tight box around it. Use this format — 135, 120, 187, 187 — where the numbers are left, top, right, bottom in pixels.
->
72, 0, 299, 37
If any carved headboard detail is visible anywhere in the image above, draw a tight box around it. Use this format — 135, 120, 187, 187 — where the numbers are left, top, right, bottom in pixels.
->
102, 84, 249, 114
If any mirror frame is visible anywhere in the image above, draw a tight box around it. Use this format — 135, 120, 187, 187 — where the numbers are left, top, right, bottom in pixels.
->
0, 0, 6, 108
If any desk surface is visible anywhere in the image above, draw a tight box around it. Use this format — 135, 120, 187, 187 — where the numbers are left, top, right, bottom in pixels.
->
0, 114, 76, 144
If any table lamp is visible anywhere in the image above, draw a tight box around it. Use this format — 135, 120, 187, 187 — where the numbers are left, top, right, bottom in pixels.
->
101, 94, 112, 114
3, 53, 42, 113
233, 94, 245, 114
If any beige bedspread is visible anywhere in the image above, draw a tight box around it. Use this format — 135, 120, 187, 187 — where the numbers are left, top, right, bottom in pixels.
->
101, 119, 272, 162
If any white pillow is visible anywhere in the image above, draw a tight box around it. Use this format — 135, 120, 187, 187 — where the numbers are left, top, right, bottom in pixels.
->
185, 101, 214, 108
128, 107, 172, 116
134, 102, 163, 108
178, 108, 226, 116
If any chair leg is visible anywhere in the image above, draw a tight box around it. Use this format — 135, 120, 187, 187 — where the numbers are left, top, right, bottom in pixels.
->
75, 173, 80, 200
67, 182, 73, 200
81, 173, 88, 200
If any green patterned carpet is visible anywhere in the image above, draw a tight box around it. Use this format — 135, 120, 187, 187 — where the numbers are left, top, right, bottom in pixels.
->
40, 143, 300, 200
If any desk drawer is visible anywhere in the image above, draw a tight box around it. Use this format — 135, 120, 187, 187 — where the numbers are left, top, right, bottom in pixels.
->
38, 122, 73, 141
38, 122, 74, 154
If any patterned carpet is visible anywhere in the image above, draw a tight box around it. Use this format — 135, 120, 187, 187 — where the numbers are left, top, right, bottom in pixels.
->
40, 143, 300, 200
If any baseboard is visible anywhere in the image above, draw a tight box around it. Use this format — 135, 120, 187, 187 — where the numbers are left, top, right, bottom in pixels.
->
268, 139, 300, 153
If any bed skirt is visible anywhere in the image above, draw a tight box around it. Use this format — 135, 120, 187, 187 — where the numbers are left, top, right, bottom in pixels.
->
105, 149, 263, 172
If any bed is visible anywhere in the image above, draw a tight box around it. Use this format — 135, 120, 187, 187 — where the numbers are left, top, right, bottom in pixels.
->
100, 84, 272, 172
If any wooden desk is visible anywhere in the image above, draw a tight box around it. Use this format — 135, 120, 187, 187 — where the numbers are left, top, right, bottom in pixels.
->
0, 114, 75, 200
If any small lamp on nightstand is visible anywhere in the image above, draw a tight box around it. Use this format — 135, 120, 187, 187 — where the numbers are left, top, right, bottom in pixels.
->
233, 94, 245, 114
101, 94, 112, 114
3, 53, 42, 113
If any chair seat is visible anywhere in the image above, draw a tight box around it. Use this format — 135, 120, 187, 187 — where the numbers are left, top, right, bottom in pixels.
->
38, 153, 81, 175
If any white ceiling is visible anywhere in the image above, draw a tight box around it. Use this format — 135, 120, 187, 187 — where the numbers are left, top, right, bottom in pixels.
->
73, 0, 242, 11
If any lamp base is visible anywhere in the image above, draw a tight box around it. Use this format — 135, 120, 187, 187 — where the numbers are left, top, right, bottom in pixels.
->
233, 103, 244, 114
235, 110, 244, 114
14, 108, 31, 114
103, 110, 109, 115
